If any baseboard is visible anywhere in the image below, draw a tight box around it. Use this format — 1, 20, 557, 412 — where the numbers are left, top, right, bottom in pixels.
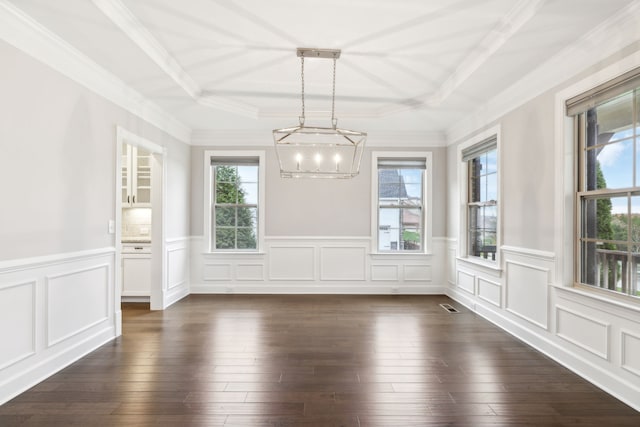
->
0, 326, 115, 405
190, 283, 446, 295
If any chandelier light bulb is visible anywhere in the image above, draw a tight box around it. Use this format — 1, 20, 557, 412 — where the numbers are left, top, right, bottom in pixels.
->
295, 153, 303, 170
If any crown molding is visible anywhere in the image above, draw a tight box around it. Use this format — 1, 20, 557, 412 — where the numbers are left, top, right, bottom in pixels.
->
93, 0, 259, 119
445, 0, 640, 145
427, 0, 545, 107
191, 129, 446, 147
0, 0, 191, 143
378, 0, 545, 117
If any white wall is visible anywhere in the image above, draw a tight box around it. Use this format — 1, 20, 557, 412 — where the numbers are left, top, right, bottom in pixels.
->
0, 38, 191, 404
445, 44, 640, 411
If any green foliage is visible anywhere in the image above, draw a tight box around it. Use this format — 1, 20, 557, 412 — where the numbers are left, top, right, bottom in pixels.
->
214, 165, 257, 250
595, 162, 616, 250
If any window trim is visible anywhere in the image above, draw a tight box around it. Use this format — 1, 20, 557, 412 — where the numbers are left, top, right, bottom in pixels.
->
457, 125, 501, 266
204, 150, 266, 253
571, 84, 640, 299
547, 52, 640, 313
371, 151, 432, 255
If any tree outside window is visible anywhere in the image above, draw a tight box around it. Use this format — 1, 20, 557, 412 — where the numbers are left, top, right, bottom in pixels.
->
213, 163, 258, 250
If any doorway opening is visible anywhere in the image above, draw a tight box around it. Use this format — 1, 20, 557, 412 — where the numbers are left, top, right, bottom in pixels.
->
115, 127, 166, 334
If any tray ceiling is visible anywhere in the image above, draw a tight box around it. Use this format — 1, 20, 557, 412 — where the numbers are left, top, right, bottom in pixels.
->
7, 0, 636, 136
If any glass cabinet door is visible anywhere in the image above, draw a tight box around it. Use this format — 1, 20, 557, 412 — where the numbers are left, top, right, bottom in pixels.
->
122, 143, 131, 205
134, 147, 152, 205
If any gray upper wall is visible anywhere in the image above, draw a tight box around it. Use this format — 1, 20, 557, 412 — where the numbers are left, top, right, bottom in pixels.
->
190, 146, 447, 238
445, 41, 640, 252
0, 40, 191, 261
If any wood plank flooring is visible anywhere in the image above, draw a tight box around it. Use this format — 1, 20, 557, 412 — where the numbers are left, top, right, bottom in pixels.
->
1, 295, 639, 426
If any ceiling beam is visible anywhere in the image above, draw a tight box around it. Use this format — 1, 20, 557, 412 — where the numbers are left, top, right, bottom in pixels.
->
92, 0, 259, 118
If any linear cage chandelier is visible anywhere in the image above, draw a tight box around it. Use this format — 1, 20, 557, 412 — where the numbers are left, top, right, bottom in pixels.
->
273, 48, 366, 178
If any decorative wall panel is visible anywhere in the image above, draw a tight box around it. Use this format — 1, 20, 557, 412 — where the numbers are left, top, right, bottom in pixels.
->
320, 247, 366, 281
505, 260, 548, 329
457, 270, 475, 294
621, 330, 640, 377
371, 265, 399, 281
0, 281, 35, 370
477, 277, 501, 307
46, 264, 109, 346
268, 246, 315, 281
404, 264, 431, 282
236, 264, 264, 281
203, 263, 232, 281
556, 305, 610, 360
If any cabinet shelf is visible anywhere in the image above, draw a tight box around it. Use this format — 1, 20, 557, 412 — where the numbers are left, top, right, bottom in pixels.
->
122, 143, 152, 207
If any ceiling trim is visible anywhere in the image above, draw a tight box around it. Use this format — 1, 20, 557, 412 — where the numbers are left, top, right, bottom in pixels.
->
0, 0, 191, 143
93, 0, 259, 118
377, 0, 546, 117
191, 130, 446, 148
446, 0, 640, 145
426, 0, 546, 107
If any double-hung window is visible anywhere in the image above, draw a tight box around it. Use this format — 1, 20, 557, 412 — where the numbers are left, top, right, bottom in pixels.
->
373, 153, 429, 253
462, 137, 498, 261
207, 152, 265, 252
568, 68, 640, 299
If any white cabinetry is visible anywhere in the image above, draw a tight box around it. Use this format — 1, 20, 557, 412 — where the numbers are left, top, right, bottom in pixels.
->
121, 243, 151, 298
122, 144, 152, 207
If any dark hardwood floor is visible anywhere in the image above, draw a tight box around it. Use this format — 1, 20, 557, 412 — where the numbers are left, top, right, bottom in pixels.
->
1, 295, 638, 426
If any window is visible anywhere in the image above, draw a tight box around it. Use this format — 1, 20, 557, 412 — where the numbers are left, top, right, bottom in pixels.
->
205, 151, 265, 252
568, 68, 640, 298
373, 153, 429, 253
462, 138, 498, 261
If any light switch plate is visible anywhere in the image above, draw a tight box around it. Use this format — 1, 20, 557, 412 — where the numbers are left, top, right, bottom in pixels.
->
108, 220, 115, 234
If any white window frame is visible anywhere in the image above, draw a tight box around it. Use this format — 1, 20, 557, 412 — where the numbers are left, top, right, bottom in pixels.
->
457, 125, 501, 267
567, 70, 640, 300
554, 51, 640, 310
203, 150, 265, 253
371, 151, 432, 254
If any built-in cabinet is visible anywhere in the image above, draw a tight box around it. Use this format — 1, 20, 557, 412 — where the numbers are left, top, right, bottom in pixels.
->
122, 143, 152, 207
121, 243, 151, 298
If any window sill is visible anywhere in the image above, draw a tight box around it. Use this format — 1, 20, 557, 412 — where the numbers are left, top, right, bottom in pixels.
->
203, 251, 266, 256
457, 256, 502, 276
554, 284, 639, 317
369, 252, 432, 258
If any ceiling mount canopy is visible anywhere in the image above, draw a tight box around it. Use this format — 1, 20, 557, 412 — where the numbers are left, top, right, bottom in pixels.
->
273, 48, 366, 179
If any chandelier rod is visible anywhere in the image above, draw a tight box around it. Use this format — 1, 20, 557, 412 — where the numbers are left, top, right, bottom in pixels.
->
331, 57, 337, 129
299, 55, 305, 126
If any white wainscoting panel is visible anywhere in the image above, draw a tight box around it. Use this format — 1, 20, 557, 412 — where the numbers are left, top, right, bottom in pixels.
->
236, 264, 265, 281
621, 330, 640, 378
204, 263, 232, 281
167, 247, 187, 290
191, 236, 443, 294
320, 247, 366, 281
477, 277, 501, 308
457, 270, 475, 295
447, 240, 457, 285
371, 265, 398, 281
505, 260, 549, 330
0, 280, 36, 370
269, 246, 315, 281
447, 244, 640, 411
404, 264, 431, 282
46, 264, 109, 347
164, 238, 190, 308
0, 248, 116, 405
556, 305, 610, 360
